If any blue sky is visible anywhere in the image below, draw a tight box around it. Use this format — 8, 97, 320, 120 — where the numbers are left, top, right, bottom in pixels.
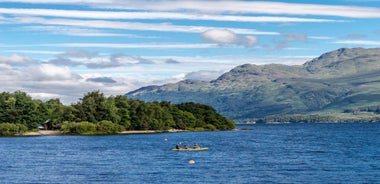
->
1, 0, 380, 103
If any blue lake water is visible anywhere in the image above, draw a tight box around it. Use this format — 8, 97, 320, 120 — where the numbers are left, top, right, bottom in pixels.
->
1, 123, 380, 183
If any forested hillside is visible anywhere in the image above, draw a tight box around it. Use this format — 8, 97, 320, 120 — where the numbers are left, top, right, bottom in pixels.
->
0, 91, 234, 136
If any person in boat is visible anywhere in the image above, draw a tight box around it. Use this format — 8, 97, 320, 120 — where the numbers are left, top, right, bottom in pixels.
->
184, 144, 190, 149
175, 144, 181, 149
193, 143, 200, 149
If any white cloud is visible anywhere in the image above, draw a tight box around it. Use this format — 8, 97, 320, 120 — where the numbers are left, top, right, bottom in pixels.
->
105, 1, 380, 18
243, 36, 259, 47
60, 49, 98, 58
201, 29, 239, 44
0, 8, 340, 23
4, 50, 62, 55
2, 1, 380, 18
29, 92, 61, 100
0, 63, 23, 81
309, 36, 334, 40
0, 53, 35, 65
33, 43, 220, 49
0, 62, 131, 104
10, 16, 279, 35
5, 0, 373, 18
334, 40, 380, 45
85, 57, 122, 68
47, 52, 156, 68
24, 25, 146, 37
201, 29, 258, 47
26, 64, 82, 81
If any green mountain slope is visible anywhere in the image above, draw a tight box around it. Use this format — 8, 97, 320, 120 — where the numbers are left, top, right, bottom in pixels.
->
127, 48, 380, 120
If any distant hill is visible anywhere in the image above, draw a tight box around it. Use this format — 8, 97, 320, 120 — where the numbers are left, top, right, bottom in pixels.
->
126, 48, 380, 120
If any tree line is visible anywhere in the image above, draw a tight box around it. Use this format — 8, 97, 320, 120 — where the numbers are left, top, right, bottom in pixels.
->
0, 91, 235, 135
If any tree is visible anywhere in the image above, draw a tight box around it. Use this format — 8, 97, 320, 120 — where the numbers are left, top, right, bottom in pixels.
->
74, 91, 107, 123
104, 96, 121, 124
115, 95, 131, 129
45, 98, 65, 129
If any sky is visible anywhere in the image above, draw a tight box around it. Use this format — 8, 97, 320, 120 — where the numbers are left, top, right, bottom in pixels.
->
1, 0, 380, 104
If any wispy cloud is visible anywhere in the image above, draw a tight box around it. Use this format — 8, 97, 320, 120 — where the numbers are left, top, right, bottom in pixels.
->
345, 34, 367, 39
0, 8, 341, 23
98, 1, 380, 18
33, 43, 221, 49
0, 43, 220, 49
309, 36, 334, 40
8, 16, 279, 35
59, 50, 98, 58
334, 40, 380, 45
48, 51, 156, 68
4, 50, 62, 55
2, 1, 380, 18
26, 64, 82, 81
24, 26, 147, 37
0, 53, 36, 66
266, 32, 308, 50
282, 33, 307, 42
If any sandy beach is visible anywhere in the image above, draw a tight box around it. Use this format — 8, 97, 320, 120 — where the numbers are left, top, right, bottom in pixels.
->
21, 129, 187, 136
22, 130, 63, 136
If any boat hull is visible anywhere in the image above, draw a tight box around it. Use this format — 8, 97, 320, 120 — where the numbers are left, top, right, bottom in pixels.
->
172, 147, 208, 151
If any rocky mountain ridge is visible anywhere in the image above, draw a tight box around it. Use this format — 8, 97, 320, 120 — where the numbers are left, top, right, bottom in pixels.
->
127, 48, 380, 120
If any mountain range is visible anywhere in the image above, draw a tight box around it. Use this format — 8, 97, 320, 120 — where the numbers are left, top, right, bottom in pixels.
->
126, 48, 380, 120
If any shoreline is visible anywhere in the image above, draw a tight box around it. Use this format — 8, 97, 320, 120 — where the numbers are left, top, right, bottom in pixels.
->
21, 129, 188, 136
21, 130, 63, 136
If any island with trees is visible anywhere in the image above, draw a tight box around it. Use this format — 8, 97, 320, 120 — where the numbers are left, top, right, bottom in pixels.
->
0, 91, 235, 136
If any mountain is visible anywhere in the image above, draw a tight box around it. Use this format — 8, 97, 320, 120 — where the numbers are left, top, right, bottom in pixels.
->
126, 48, 380, 120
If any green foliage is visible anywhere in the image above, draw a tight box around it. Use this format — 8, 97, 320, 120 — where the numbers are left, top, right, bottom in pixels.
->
172, 110, 196, 130
0, 123, 28, 136
0, 91, 44, 129
61, 121, 96, 135
75, 122, 96, 134
61, 121, 76, 133
203, 124, 217, 131
176, 102, 235, 130
97, 120, 125, 134
73, 91, 107, 123
0, 90, 234, 135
